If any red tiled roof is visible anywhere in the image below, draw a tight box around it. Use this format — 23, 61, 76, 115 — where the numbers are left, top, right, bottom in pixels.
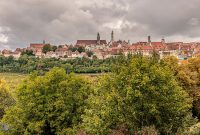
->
151, 42, 166, 50
30, 44, 45, 48
76, 40, 107, 45
2, 49, 11, 54
127, 44, 154, 51
140, 45, 153, 50
166, 44, 180, 50
151, 42, 163, 46
56, 48, 68, 52
194, 44, 200, 51
128, 45, 137, 50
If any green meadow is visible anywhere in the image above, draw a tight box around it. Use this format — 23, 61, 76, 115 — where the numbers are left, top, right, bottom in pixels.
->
0, 72, 100, 92
0, 73, 27, 91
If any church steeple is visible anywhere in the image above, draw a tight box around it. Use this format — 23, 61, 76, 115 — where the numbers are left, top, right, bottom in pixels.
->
97, 32, 100, 44
148, 35, 151, 43
43, 40, 46, 44
111, 30, 114, 42
161, 36, 165, 44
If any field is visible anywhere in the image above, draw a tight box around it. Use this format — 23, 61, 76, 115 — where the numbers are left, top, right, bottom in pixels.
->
0, 72, 102, 92
0, 73, 27, 91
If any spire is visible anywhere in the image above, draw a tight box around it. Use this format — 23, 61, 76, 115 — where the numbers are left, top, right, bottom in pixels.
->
111, 30, 114, 42
148, 35, 151, 43
161, 36, 165, 44
97, 32, 100, 44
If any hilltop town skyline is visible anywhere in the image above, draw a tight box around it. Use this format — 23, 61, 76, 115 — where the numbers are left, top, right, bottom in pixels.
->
1, 31, 200, 51
1, 31, 200, 62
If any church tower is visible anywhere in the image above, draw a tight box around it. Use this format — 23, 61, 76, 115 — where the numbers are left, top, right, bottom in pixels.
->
148, 35, 151, 45
43, 40, 46, 44
111, 30, 114, 42
161, 36, 165, 44
148, 35, 151, 43
97, 32, 100, 44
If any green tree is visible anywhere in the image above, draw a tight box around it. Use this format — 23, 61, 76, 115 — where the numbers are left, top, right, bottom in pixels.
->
1, 68, 91, 134
0, 79, 15, 119
83, 56, 195, 134
86, 51, 93, 57
52, 46, 57, 52
161, 56, 179, 73
69, 46, 77, 52
21, 50, 35, 56
77, 46, 85, 53
161, 56, 200, 119
42, 44, 52, 54
180, 57, 200, 119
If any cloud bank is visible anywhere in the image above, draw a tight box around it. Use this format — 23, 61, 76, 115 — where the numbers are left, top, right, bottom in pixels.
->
0, 0, 200, 49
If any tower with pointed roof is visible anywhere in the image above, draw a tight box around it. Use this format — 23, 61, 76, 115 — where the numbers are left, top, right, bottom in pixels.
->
97, 32, 100, 44
148, 35, 152, 46
148, 36, 151, 43
161, 36, 165, 44
111, 30, 114, 42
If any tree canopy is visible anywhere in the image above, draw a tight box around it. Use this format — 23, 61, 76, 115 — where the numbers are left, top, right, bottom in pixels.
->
0, 79, 15, 119
21, 50, 35, 56
83, 56, 195, 134
1, 55, 200, 134
1, 68, 91, 134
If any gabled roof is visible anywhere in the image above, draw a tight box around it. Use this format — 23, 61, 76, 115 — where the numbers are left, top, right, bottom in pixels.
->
151, 42, 163, 46
151, 42, 166, 50
30, 44, 45, 48
76, 40, 107, 46
139, 45, 153, 50
55, 47, 68, 52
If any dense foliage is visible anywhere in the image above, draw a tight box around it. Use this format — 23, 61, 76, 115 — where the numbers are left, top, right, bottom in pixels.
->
0, 79, 15, 119
161, 56, 200, 120
21, 50, 35, 56
0, 55, 113, 74
42, 44, 57, 54
68, 46, 85, 53
83, 56, 196, 134
1, 68, 91, 134
1, 55, 200, 134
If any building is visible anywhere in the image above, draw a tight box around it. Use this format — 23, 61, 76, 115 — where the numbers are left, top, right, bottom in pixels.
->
76, 32, 107, 47
2, 50, 21, 59
28, 41, 46, 57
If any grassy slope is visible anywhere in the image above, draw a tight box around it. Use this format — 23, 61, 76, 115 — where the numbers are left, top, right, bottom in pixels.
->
0, 73, 100, 91
0, 73, 27, 92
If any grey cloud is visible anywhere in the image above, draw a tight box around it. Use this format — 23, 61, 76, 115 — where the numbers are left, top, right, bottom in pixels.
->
0, 0, 200, 49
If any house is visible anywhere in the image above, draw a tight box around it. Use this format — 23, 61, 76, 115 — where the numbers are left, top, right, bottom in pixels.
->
159, 50, 178, 59
2, 50, 21, 59
151, 42, 166, 51
45, 51, 58, 58
29, 43, 45, 51
76, 33, 107, 47
69, 51, 79, 58
166, 42, 183, 50
93, 49, 105, 59
28, 41, 46, 57
109, 40, 129, 48
55, 47, 68, 57
34, 50, 44, 58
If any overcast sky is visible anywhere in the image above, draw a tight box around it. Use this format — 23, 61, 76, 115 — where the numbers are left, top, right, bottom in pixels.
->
1, 0, 200, 49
